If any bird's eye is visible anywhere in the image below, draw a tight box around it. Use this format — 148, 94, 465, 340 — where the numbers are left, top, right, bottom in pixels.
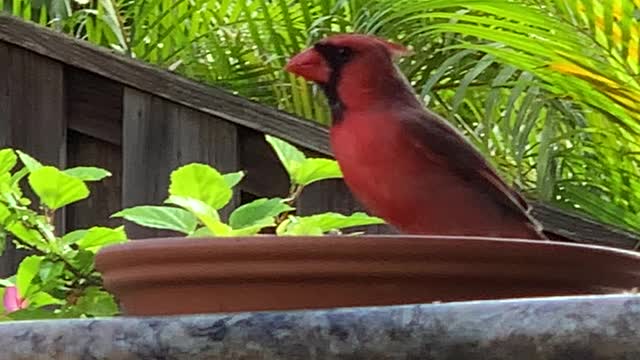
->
337, 47, 351, 59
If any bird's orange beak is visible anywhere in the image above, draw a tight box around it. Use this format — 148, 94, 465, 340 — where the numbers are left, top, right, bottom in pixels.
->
284, 47, 330, 84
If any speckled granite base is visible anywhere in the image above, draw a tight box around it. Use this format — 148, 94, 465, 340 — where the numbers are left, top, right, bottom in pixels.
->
1, 295, 640, 359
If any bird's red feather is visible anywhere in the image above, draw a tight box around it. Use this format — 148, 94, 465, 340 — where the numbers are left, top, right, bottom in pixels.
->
286, 33, 547, 240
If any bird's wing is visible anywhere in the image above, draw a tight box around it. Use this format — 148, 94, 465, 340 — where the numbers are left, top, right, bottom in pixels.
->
399, 107, 536, 221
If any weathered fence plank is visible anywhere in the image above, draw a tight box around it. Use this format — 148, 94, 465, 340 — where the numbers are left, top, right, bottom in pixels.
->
0, 42, 66, 276
122, 87, 240, 238
66, 131, 123, 231
66, 67, 123, 146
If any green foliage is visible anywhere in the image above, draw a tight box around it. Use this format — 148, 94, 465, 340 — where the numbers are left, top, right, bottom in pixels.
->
115, 134, 383, 236
0, 147, 122, 320
28, 166, 90, 210
169, 163, 232, 210
265, 135, 343, 186
63, 167, 112, 182
112, 206, 198, 234
6, 0, 640, 233
0, 132, 383, 320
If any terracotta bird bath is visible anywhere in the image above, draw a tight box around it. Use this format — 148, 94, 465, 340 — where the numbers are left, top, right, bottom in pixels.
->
94, 235, 640, 316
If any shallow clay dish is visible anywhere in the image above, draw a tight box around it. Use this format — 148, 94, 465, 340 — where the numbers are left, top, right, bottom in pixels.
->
95, 235, 640, 316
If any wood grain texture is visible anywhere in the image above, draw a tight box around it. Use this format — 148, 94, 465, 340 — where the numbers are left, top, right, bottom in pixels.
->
65, 131, 123, 231
122, 87, 239, 239
0, 15, 330, 154
0, 43, 66, 276
238, 127, 290, 198
66, 66, 123, 145
531, 202, 640, 249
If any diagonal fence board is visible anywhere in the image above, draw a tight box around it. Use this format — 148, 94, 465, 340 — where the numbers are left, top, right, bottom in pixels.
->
66, 67, 124, 146
0, 42, 66, 276
66, 131, 124, 231
122, 87, 240, 239
0, 14, 330, 155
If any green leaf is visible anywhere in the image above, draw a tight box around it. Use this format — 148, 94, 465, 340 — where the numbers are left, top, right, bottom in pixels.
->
223, 171, 245, 188
229, 198, 293, 229
280, 212, 385, 235
277, 216, 324, 236
0, 203, 10, 224
0, 278, 15, 287
60, 229, 88, 247
28, 166, 90, 210
15, 150, 42, 171
38, 261, 65, 285
7, 308, 59, 320
169, 163, 232, 209
0, 149, 17, 175
76, 226, 127, 252
0, 288, 5, 313
28, 292, 64, 307
69, 249, 95, 274
265, 135, 306, 181
187, 227, 214, 238
6, 222, 47, 251
165, 195, 232, 235
294, 158, 343, 186
229, 217, 276, 235
75, 287, 119, 317
63, 167, 112, 181
16, 255, 43, 298
112, 206, 197, 234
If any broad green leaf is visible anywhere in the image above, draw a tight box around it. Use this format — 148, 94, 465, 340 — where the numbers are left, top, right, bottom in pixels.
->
278, 216, 324, 236
230, 217, 277, 235
169, 163, 232, 209
60, 229, 88, 247
75, 287, 119, 317
0, 149, 17, 175
187, 227, 214, 238
229, 198, 293, 229
165, 196, 232, 235
16, 255, 43, 298
69, 249, 95, 274
223, 171, 245, 188
294, 158, 343, 186
28, 292, 64, 307
265, 135, 306, 181
7, 308, 60, 320
112, 206, 197, 234
0, 203, 10, 224
6, 222, 47, 251
76, 226, 127, 252
281, 212, 385, 235
0, 173, 10, 188
38, 261, 65, 284
16, 150, 42, 171
28, 166, 90, 210
63, 167, 112, 181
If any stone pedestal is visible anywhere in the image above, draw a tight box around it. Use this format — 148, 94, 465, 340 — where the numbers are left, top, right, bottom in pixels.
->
1, 295, 639, 359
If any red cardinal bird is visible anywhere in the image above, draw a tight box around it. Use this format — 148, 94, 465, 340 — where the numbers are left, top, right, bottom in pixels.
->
285, 34, 547, 240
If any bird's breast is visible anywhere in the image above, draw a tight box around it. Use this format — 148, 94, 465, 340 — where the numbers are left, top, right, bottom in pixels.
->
330, 113, 435, 218
329, 112, 519, 236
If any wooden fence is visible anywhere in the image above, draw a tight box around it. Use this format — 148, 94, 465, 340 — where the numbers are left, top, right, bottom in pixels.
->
0, 15, 639, 275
